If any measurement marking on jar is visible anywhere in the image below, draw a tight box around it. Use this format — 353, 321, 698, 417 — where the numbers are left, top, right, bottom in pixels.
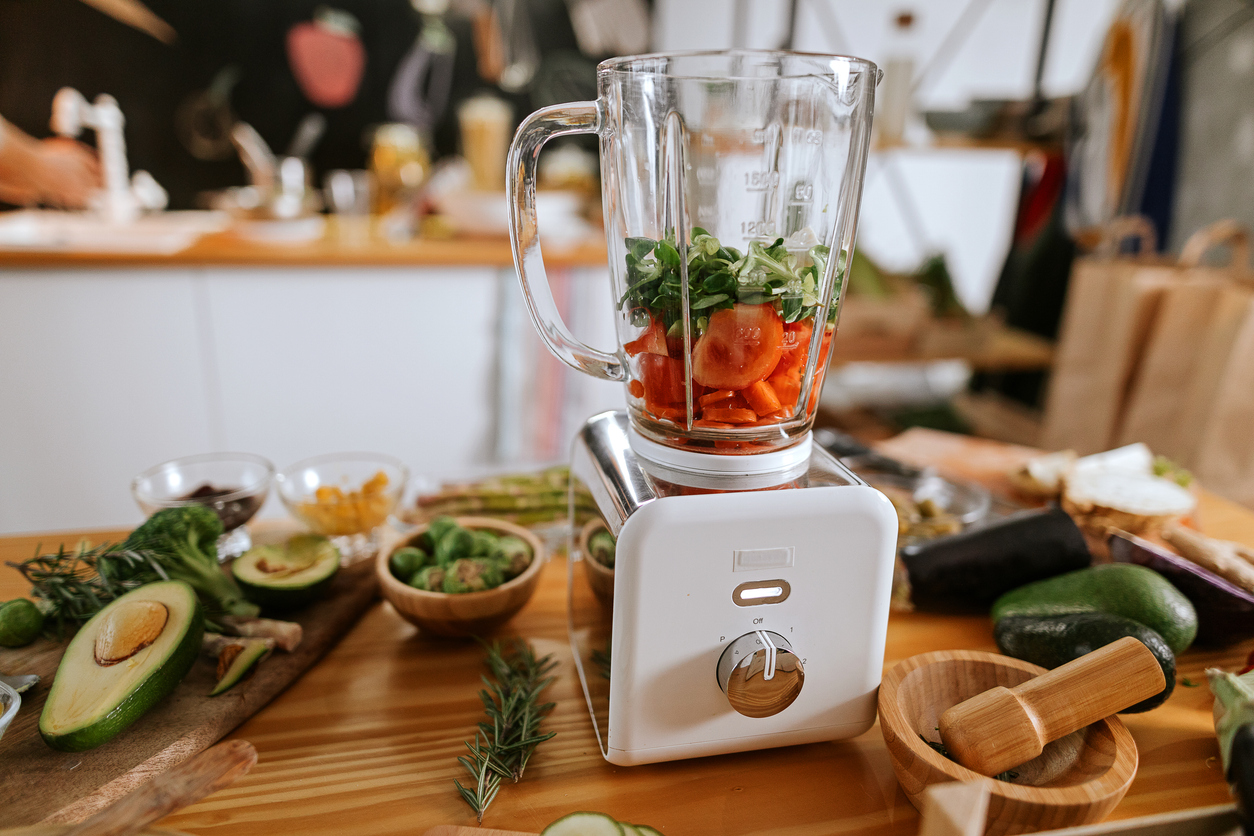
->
741, 220, 777, 237
744, 171, 780, 192
792, 183, 814, 202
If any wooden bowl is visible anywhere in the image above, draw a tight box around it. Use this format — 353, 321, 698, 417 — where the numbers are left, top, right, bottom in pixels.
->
578, 518, 614, 605
376, 516, 546, 637
879, 649, 1138, 836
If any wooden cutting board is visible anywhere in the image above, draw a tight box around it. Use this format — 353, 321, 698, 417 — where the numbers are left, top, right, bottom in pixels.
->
0, 556, 378, 826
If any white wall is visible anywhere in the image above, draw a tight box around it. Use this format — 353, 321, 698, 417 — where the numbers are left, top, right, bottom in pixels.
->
654, 0, 1123, 313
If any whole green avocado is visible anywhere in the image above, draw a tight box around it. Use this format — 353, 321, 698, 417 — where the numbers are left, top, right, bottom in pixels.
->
991, 563, 1197, 655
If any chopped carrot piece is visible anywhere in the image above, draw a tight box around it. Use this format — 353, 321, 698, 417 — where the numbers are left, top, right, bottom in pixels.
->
699, 389, 736, 408
646, 402, 688, 420
768, 372, 801, 408
693, 419, 735, 429
702, 407, 757, 424
628, 379, 645, 399
743, 380, 782, 416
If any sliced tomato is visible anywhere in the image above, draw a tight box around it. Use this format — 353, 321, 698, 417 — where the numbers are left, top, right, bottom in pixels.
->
743, 380, 782, 416
692, 304, 784, 390
624, 317, 669, 357
638, 353, 687, 404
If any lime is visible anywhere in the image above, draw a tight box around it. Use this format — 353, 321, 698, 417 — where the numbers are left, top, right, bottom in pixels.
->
0, 598, 45, 647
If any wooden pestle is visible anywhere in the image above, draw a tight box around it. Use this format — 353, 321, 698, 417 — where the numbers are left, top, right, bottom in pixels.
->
62, 739, 257, 836
938, 637, 1164, 777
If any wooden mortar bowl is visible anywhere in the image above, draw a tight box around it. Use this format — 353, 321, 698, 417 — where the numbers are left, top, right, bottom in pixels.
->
578, 518, 614, 605
879, 649, 1138, 836
377, 516, 546, 637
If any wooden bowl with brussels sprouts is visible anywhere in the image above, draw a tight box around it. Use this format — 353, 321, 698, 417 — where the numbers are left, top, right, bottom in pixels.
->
376, 516, 545, 637
578, 518, 616, 605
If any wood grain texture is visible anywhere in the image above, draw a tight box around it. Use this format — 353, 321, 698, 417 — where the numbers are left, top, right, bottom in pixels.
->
0, 556, 377, 827
63, 741, 257, 836
939, 638, 1164, 777
0, 430, 1249, 835
880, 649, 1138, 836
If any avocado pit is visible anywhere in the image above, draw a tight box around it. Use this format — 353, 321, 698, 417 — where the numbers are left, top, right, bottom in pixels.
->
93, 600, 169, 666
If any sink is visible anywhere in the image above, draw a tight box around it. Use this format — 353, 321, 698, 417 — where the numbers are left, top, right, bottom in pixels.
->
0, 209, 230, 255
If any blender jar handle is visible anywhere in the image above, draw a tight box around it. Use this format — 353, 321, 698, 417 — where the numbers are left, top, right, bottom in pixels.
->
507, 101, 625, 382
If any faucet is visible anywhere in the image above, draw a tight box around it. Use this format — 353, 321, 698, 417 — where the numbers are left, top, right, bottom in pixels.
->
51, 88, 167, 223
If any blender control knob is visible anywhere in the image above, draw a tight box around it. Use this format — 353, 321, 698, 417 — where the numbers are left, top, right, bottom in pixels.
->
716, 631, 804, 718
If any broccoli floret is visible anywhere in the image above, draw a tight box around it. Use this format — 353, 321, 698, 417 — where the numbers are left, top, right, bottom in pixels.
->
442, 558, 504, 593
122, 506, 259, 618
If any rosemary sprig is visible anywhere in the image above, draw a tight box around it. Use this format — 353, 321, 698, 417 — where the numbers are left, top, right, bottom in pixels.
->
8, 543, 153, 638
455, 640, 558, 822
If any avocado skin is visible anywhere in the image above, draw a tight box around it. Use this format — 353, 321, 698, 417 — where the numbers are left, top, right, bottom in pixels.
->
235, 573, 335, 611
40, 584, 205, 752
991, 563, 1198, 655
994, 612, 1176, 712
209, 639, 271, 696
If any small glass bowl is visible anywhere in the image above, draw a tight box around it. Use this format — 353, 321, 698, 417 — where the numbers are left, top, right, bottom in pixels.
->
132, 452, 275, 560
275, 452, 409, 565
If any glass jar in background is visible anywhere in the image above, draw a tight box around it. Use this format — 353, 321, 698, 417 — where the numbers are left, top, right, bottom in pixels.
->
458, 95, 512, 191
370, 123, 430, 216
324, 169, 374, 246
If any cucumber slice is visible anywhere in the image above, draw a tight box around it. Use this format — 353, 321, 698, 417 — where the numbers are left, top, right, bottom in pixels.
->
541, 812, 624, 836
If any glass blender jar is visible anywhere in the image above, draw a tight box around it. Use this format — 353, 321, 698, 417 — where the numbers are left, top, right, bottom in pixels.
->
508, 50, 879, 463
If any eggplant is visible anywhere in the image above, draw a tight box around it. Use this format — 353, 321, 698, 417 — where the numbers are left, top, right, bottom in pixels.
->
900, 507, 1091, 611
1110, 531, 1254, 646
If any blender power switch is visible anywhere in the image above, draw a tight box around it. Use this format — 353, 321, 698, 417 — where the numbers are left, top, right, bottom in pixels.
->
717, 631, 804, 718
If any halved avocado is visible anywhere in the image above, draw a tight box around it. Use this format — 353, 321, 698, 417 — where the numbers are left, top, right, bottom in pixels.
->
40, 580, 203, 752
209, 637, 272, 696
234, 534, 340, 611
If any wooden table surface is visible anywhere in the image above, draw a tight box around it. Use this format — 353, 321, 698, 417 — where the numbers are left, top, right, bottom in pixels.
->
1, 429, 1249, 836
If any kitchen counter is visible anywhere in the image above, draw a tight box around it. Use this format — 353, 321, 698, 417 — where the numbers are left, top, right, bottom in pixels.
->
0, 229, 608, 268
0, 429, 1246, 835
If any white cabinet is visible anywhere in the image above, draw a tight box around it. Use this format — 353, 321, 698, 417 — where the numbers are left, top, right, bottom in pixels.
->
0, 263, 624, 535
0, 270, 214, 532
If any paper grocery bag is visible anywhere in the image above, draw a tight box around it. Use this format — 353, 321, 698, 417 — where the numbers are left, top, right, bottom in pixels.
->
1193, 295, 1254, 506
1040, 217, 1172, 454
1116, 221, 1252, 461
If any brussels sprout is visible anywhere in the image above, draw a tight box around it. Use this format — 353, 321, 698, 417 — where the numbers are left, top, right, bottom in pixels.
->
426, 516, 459, 547
390, 547, 430, 580
409, 565, 446, 591
436, 527, 476, 565
588, 530, 616, 568
492, 536, 532, 579
442, 558, 505, 593
470, 530, 498, 557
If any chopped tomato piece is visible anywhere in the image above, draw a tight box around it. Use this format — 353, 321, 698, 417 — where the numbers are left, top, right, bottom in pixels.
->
623, 317, 669, 357
628, 379, 644, 399
702, 407, 758, 424
743, 380, 782, 416
772, 319, 815, 378
692, 304, 784, 390
638, 353, 687, 404
698, 389, 736, 408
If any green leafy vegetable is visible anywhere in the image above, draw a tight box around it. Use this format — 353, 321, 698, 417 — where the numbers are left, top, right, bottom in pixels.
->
619, 227, 840, 337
